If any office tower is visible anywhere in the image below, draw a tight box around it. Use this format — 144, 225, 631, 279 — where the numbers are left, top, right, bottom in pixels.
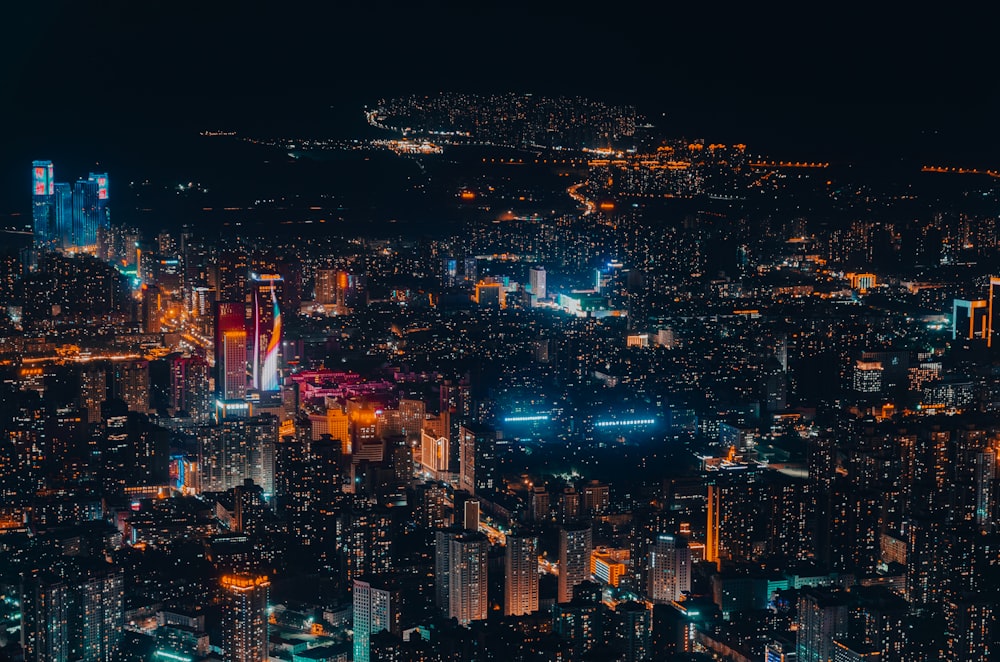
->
647, 534, 691, 603
215, 301, 247, 401
72, 177, 100, 250
504, 531, 539, 616
220, 574, 269, 662
249, 274, 283, 392
20, 560, 124, 662
314, 268, 336, 305
558, 522, 593, 603
446, 531, 489, 625
53, 182, 73, 250
463, 256, 477, 283
617, 601, 652, 662
529, 266, 546, 304
953, 298, 989, 340
796, 588, 849, 662
352, 576, 402, 662
32, 160, 56, 257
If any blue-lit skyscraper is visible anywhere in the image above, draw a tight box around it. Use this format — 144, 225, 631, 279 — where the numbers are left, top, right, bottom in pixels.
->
31, 160, 57, 256
30, 162, 111, 258
73, 177, 100, 250
54, 183, 73, 250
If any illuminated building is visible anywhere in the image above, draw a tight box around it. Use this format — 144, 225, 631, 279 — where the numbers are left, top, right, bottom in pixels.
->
796, 588, 849, 662
558, 522, 592, 603
352, 576, 402, 662
215, 301, 248, 401
444, 531, 488, 625
250, 274, 283, 392
952, 298, 989, 340
458, 424, 497, 495
220, 574, 269, 662
79, 364, 108, 424
990, 276, 1000, 347
505, 531, 539, 616
474, 281, 505, 309
647, 534, 691, 603
442, 256, 458, 287
199, 416, 277, 494
72, 177, 101, 251
945, 595, 994, 661
420, 429, 449, 478
706, 484, 720, 565
32, 160, 56, 256
852, 361, 883, 394
111, 359, 150, 413
845, 272, 877, 292
53, 182, 73, 250
170, 355, 212, 422
590, 547, 626, 587
344, 506, 393, 584
581, 480, 609, 515
617, 601, 652, 662
20, 560, 124, 662
528, 266, 546, 305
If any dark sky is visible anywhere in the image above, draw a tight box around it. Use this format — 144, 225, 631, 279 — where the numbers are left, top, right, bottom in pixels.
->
0, 2, 996, 156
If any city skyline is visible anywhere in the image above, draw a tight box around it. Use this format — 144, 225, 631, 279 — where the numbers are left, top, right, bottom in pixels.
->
2, 5, 1000, 662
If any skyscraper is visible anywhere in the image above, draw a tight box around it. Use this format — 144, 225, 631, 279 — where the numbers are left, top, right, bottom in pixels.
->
249, 274, 283, 392
558, 522, 593, 603
73, 177, 100, 250
504, 531, 539, 616
32, 160, 56, 257
215, 301, 247, 402
220, 574, 270, 662
352, 576, 402, 662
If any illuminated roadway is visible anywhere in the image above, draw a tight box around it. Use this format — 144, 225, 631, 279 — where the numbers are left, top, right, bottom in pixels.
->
566, 182, 596, 216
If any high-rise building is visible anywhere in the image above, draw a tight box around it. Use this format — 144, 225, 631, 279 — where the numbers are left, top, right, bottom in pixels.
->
617, 601, 652, 662
20, 560, 124, 662
352, 576, 402, 662
504, 531, 539, 616
796, 588, 849, 662
446, 531, 489, 625
529, 266, 546, 304
249, 274, 283, 392
458, 424, 497, 495
72, 177, 100, 250
220, 574, 269, 662
647, 534, 691, 604
215, 301, 248, 402
558, 522, 593, 603
420, 429, 449, 478
32, 160, 56, 257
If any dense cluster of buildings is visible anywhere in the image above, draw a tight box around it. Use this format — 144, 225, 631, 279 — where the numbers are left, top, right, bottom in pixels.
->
2, 108, 1000, 662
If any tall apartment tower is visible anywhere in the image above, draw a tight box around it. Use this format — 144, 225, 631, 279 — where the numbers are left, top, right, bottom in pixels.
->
647, 534, 691, 603
352, 576, 402, 662
20, 561, 124, 662
558, 522, 593, 603
504, 531, 540, 616
220, 574, 270, 662
435, 529, 488, 625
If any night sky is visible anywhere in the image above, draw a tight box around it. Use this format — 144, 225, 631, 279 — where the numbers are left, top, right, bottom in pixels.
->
1, 2, 997, 182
